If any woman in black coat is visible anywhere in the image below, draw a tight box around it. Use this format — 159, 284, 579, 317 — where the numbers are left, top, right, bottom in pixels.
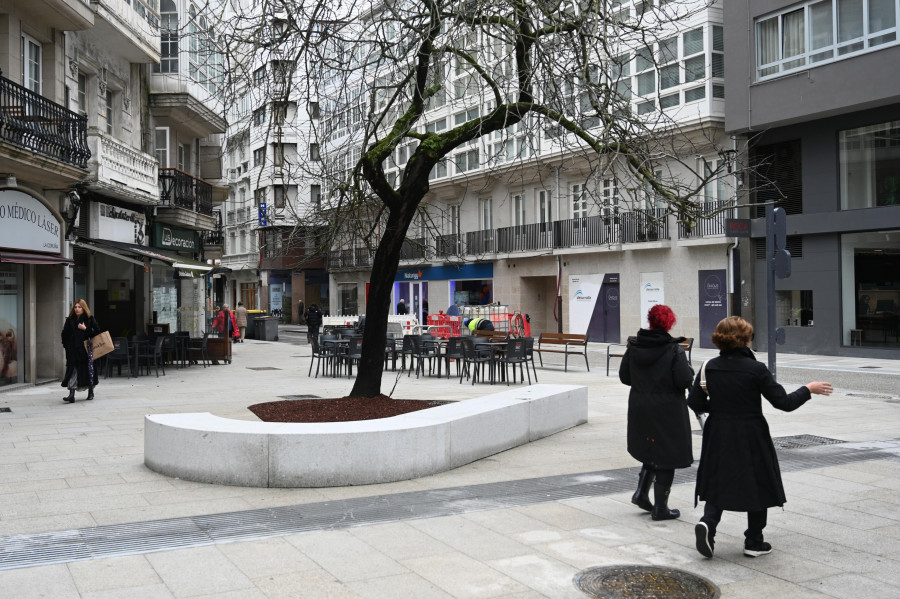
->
61, 299, 101, 403
619, 304, 695, 521
688, 316, 832, 559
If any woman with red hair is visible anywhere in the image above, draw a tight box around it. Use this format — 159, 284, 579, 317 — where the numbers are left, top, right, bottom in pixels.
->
619, 304, 694, 520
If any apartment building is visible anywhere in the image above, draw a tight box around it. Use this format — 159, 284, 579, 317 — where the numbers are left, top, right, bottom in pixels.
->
320, 1, 736, 345
726, 0, 900, 356
0, 0, 227, 388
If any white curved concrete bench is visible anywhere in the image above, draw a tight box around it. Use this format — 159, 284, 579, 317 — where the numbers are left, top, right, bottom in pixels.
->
144, 384, 588, 487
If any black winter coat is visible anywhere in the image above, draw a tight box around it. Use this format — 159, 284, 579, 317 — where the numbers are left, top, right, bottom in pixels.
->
619, 328, 695, 469
305, 307, 322, 328
61, 314, 101, 389
687, 346, 811, 511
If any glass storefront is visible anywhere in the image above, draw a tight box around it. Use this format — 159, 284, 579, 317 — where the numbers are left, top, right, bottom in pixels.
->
841, 231, 900, 347
0, 264, 22, 387
840, 119, 900, 210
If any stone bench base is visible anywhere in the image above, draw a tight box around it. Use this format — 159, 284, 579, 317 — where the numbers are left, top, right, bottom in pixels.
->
144, 384, 588, 487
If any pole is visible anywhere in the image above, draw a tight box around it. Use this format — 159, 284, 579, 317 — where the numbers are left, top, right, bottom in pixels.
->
766, 204, 776, 379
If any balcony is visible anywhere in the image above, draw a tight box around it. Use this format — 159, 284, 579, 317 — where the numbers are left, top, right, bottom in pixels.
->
157, 168, 216, 231
91, 0, 161, 63
677, 201, 734, 239
0, 70, 90, 179
328, 247, 373, 270
201, 211, 224, 246
86, 132, 158, 204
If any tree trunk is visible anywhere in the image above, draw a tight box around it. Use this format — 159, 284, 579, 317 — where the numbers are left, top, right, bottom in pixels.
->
349, 207, 414, 398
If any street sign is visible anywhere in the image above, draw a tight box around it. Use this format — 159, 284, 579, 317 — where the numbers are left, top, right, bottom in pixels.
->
724, 218, 751, 237
774, 248, 792, 279
258, 202, 268, 227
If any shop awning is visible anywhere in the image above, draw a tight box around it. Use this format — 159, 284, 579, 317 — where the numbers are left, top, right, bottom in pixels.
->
75, 238, 178, 267
0, 251, 74, 265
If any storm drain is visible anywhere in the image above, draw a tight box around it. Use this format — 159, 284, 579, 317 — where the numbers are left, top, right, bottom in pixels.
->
771, 434, 843, 449
246, 366, 281, 371
2, 439, 899, 571
0, 407, 10, 413
277, 395, 321, 400
574, 565, 718, 599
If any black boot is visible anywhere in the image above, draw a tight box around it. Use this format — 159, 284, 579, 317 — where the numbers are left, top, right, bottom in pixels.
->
651, 470, 680, 521
87, 386, 94, 401
63, 389, 75, 403
631, 466, 654, 512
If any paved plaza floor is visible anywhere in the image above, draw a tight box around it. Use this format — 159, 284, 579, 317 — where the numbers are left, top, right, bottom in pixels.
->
1, 326, 899, 598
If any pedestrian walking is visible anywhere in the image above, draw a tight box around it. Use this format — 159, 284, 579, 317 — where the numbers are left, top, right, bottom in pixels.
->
305, 303, 322, 344
619, 304, 694, 520
397, 298, 408, 315
234, 302, 248, 343
61, 299, 101, 403
688, 316, 833, 559
213, 305, 240, 341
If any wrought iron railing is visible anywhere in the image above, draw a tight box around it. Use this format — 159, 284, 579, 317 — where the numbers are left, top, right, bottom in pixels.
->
677, 201, 732, 239
158, 168, 213, 215
0, 69, 90, 168
400, 237, 428, 260
201, 211, 224, 245
435, 233, 461, 257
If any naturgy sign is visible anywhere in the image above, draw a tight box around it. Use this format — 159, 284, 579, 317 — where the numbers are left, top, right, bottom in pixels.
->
0, 190, 61, 253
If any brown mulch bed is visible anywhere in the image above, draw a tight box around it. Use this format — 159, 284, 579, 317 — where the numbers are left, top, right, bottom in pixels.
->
248, 395, 450, 423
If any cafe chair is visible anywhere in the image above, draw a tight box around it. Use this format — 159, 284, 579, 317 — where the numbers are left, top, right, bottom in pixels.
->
188, 331, 210, 368
442, 337, 465, 379
308, 337, 334, 378
342, 337, 364, 377
502, 338, 531, 386
409, 335, 439, 378
460, 337, 494, 385
137, 336, 166, 377
523, 337, 538, 382
105, 337, 132, 378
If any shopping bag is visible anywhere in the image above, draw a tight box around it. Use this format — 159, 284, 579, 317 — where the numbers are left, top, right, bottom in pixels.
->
85, 331, 114, 359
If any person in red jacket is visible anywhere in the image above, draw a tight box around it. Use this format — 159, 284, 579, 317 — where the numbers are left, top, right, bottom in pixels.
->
213, 305, 240, 341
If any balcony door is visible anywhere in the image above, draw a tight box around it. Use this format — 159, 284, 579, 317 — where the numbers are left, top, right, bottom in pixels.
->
21, 34, 41, 94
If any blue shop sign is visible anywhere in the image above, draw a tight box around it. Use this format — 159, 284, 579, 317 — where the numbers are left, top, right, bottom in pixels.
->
395, 263, 493, 282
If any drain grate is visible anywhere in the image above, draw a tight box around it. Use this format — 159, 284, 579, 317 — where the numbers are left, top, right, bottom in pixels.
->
277, 395, 321, 400
574, 565, 719, 599
246, 367, 281, 371
0, 407, 10, 413
772, 434, 843, 449
859, 365, 882, 369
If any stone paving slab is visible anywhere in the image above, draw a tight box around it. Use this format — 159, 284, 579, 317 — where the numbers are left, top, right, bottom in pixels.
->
0, 330, 899, 597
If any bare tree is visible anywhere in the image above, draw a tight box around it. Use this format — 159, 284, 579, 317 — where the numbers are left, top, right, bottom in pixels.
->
219, 0, 736, 398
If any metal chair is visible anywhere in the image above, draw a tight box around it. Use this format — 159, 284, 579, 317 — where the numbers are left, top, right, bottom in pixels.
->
342, 337, 364, 377
502, 338, 531, 386
188, 331, 210, 368
442, 337, 465, 379
409, 335, 440, 378
460, 337, 494, 385
137, 336, 166, 377
523, 337, 538, 382
308, 336, 334, 378
105, 337, 132, 378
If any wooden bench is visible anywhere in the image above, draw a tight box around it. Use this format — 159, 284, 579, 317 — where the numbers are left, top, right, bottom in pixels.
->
607, 336, 694, 376
535, 333, 589, 372
471, 329, 508, 341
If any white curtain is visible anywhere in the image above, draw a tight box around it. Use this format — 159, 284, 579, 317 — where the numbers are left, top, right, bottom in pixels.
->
838, 0, 864, 43
757, 18, 780, 67
782, 9, 806, 58
869, 0, 897, 33
810, 1, 835, 50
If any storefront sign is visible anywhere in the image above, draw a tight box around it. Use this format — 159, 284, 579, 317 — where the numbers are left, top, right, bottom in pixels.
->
698, 269, 728, 349
152, 223, 199, 252
639, 272, 665, 328
395, 263, 493, 281
569, 273, 620, 341
99, 204, 146, 245
0, 190, 61, 253
724, 218, 751, 237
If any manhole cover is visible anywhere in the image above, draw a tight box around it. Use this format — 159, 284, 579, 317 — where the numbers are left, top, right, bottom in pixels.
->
278, 395, 321, 400
0, 407, 10, 413
574, 565, 718, 599
246, 367, 281, 371
772, 434, 843, 449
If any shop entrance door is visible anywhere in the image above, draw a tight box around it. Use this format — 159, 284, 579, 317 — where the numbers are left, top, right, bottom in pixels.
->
394, 281, 429, 323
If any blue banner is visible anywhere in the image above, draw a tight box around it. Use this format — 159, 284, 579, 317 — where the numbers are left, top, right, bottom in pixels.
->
395, 263, 493, 281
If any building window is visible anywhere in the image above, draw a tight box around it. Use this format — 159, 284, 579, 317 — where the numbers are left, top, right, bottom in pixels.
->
21, 33, 42, 94
513, 193, 525, 226
253, 67, 265, 86
178, 144, 186, 171
254, 188, 265, 207
308, 101, 320, 119
428, 160, 448, 180
571, 184, 587, 219
252, 106, 266, 126
538, 189, 552, 223
77, 73, 87, 116
155, 127, 169, 167
454, 149, 479, 173
273, 185, 287, 208
756, 0, 898, 80
309, 143, 320, 161
155, 0, 179, 74
310, 184, 321, 208
273, 144, 284, 166
840, 119, 900, 210
253, 147, 266, 167
479, 197, 493, 229
842, 230, 900, 347
700, 158, 729, 204
602, 177, 620, 217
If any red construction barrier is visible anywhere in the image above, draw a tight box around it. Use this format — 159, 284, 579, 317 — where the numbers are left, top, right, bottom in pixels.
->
427, 312, 452, 339
448, 316, 463, 337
